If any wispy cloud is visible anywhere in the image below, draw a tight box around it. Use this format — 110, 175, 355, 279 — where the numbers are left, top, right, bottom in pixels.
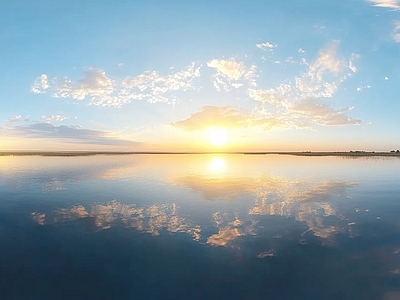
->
207, 58, 256, 91
248, 86, 289, 106
250, 42, 355, 103
120, 62, 201, 104
256, 42, 277, 52
366, 2, 400, 42
392, 21, 400, 42
291, 99, 361, 126
53, 69, 114, 101
298, 43, 358, 98
7, 115, 22, 123
32, 63, 201, 107
31, 74, 49, 94
9, 123, 137, 146
42, 114, 69, 122
249, 42, 361, 128
366, 0, 400, 9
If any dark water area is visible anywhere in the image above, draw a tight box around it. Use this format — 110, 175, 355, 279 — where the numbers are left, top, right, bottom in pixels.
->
1, 154, 400, 299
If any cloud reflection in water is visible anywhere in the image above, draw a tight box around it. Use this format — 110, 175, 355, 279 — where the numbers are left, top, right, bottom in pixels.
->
33, 201, 201, 240
5, 154, 399, 299
172, 157, 359, 244
27, 155, 362, 248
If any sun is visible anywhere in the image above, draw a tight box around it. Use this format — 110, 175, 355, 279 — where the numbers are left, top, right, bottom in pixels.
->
208, 128, 227, 147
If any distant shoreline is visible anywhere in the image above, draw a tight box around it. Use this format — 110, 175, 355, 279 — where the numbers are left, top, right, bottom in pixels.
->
1, 151, 400, 157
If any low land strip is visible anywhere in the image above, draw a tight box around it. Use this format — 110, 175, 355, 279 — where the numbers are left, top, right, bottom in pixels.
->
1, 151, 400, 157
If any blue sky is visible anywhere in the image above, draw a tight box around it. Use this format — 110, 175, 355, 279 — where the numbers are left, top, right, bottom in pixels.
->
1, 0, 400, 151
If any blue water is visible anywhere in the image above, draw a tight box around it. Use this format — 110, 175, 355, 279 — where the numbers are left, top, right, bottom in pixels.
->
1, 154, 400, 299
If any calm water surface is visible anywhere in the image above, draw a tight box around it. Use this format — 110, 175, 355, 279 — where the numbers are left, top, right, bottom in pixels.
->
1, 154, 400, 299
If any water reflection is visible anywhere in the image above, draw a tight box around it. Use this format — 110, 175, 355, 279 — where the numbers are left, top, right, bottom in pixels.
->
207, 213, 258, 247
172, 157, 359, 243
0, 155, 140, 192
32, 200, 201, 240
208, 156, 226, 173
23, 155, 364, 248
2, 154, 400, 299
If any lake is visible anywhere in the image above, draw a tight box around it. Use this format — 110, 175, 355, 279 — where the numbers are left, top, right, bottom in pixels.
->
1, 154, 400, 299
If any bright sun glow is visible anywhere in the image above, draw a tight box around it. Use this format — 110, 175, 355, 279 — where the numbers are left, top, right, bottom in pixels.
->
208, 157, 226, 173
208, 128, 227, 147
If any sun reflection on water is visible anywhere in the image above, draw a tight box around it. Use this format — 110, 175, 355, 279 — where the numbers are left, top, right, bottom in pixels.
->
208, 157, 226, 173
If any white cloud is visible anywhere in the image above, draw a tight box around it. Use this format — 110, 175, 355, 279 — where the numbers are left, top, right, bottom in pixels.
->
366, 2, 400, 41
285, 57, 295, 64
120, 62, 201, 104
207, 58, 256, 91
31, 74, 49, 94
248, 42, 361, 128
207, 58, 247, 80
292, 42, 357, 99
356, 85, 372, 92
53, 69, 114, 101
172, 106, 253, 130
291, 99, 361, 126
367, 0, 400, 9
256, 42, 277, 52
306, 42, 344, 82
349, 54, 360, 73
248, 86, 289, 106
9, 122, 138, 146
32, 63, 201, 107
8, 115, 22, 122
42, 114, 69, 122
391, 21, 400, 42
172, 105, 291, 131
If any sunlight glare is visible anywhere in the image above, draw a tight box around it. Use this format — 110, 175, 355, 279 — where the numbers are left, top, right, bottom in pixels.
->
208, 128, 227, 147
208, 157, 226, 173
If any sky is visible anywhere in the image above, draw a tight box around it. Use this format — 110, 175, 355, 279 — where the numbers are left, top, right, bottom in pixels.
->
1, 0, 400, 152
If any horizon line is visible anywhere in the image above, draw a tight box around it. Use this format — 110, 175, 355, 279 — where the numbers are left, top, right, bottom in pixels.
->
1, 150, 400, 157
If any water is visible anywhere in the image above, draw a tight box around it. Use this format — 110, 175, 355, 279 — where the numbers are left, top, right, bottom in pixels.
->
1, 154, 400, 299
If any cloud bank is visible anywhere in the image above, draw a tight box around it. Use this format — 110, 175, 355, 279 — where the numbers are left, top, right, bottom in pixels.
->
172, 106, 289, 131
8, 123, 137, 146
